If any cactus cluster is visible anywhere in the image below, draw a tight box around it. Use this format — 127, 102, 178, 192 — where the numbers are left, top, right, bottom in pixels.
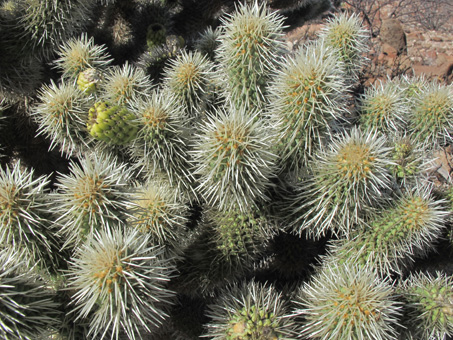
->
1, 1, 453, 339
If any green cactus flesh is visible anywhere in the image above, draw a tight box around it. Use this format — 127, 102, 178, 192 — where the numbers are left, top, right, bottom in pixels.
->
87, 101, 138, 145
226, 305, 281, 340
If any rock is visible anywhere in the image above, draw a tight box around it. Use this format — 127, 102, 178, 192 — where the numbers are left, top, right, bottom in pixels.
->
432, 36, 443, 42
380, 18, 407, 55
381, 43, 398, 59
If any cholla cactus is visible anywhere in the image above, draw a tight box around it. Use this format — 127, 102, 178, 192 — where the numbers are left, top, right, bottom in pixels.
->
130, 89, 195, 194
318, 12, 369, 80
203, 280, 297, 339
0, 162, 57, 271
407, 81, 453, 146
0, 249, 60, 339
54, 33, 112, 80
291, 127, 394, 239
268, 39, 349, 169
359, 79, 408, 133
388, 133, 432, 186
399, 74, 430, 100
191, 106, 278, 212
50, 152, 134, 249
146, 23, 167, 50
87, 101, 138, 146
32, 80, 92, 156
76, 67, 103, 95
327, 183, 448, 276
100, 62, 153, 106
16, 0, 93, 58
294, 261, 402, 340
399, 271, 453, 340
204, 205, 275, 269
66, 226, 176, 340
194, 26, 221, 60
215, 0, 286, 110
128, 176, 189, 250
162, 49, 216, 116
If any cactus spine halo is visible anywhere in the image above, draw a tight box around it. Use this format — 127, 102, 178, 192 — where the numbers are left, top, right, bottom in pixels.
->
162, 49, 216, 116
128, 177, 189, 250
318, 11, 369, 80
294, 261, 402, 340
130, 90, 195, 194
17, 0, 93, 58
407, 81, 453, 146
268, 39, 349, 169
399, 271, 453, 340
203, 280, 297, 339
66, 226, 176, 340
359, 79, 408, 133
0, 248, 60, 339
215, 0, 287, 110
0, 162, 56, 269
191, 106, 278, 212
32, 80, 92, 157
327, 182, 448, 276
100, 61, 153, 106
50, 152, 134, 250
291, 127, 394, 239
54, 33, 113, 80
194, 26, 221, 60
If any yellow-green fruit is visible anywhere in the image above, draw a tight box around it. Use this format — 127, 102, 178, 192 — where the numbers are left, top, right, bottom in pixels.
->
77, 68, 102, 95
87, 102, 138, 145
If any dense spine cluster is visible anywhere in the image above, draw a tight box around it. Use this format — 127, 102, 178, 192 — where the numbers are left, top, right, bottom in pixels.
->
327, 184, 448, 275
294, 262, 402, 340
291, 127, 394, 238
1, 1, 452, 339
66, 227, 176, 340
215, 1, 286, 110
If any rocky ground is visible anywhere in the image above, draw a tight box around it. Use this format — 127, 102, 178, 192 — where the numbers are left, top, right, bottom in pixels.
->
285, 0, 453, 83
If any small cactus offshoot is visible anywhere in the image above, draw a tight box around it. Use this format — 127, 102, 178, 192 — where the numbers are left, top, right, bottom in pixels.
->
146, 23, 167, 50
399, 271, 453, 340
203, 280, 297, 339
87, 101, 138, 146
204, 205, 275, 269
76, 67, 103, 95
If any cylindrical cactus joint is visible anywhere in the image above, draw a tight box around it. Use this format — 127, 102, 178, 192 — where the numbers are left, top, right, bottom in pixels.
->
87, 101, 138, 145
146, 23, 167, 50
